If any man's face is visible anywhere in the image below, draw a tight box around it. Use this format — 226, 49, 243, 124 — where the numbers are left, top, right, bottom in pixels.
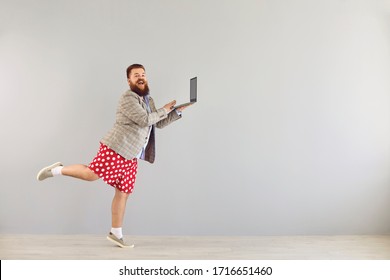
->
128, 68, 149, 96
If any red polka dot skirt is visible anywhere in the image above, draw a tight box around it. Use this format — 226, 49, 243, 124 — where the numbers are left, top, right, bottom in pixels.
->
88, 143, 138, 194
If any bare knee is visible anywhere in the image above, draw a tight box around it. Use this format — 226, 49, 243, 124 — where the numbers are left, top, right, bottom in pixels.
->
85, 168, 99, 181
79, 166, 99, 181
114, 189, 130, 200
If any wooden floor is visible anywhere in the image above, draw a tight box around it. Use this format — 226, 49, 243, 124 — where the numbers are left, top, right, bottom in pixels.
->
0, 235, 389, 260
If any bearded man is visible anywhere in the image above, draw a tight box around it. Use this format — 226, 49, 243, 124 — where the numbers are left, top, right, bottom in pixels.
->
37, 64, 190, 248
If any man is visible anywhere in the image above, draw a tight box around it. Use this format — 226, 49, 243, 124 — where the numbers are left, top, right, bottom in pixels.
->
37, 64, 190, 248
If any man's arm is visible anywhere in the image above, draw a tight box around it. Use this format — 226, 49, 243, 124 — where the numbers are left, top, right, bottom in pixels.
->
120, 92, 175, 128
154, 103, 192, 129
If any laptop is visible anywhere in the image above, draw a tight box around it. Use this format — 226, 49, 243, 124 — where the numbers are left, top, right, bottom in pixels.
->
174, 77, 197, 109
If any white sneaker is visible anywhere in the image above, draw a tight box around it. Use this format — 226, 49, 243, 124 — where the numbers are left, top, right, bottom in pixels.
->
36, 162, 63, 181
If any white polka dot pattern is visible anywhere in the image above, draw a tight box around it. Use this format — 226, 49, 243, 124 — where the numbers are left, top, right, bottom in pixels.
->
89, 143, 138, 194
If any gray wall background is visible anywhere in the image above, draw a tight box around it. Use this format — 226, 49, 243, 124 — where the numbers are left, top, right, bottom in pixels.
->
1, 0, 390, 235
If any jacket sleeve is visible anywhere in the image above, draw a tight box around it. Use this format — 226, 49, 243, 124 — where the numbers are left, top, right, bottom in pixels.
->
119, 93, 168, 128
148, 97, 182, 129
155, 110, 182, 128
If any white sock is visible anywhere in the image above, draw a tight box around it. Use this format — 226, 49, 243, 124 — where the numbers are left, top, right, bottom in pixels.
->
111, 227, 123, 239
52, 166, 63, 176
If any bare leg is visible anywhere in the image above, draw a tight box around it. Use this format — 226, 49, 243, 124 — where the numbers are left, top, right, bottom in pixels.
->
61, 164, 99, 181
111, 188, 130, 228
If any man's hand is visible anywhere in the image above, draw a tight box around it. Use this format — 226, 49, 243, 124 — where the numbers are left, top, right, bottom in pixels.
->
176, 103, 193, 112
163, 100, 177, 113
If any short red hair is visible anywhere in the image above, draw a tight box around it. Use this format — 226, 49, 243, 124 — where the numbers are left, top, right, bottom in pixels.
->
126, 64, 145, 78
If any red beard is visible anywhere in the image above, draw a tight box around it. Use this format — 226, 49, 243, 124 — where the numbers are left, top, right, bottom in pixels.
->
130, 79, 150, 96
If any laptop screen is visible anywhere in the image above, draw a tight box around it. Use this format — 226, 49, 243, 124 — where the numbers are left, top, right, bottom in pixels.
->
190, 77, 197, 102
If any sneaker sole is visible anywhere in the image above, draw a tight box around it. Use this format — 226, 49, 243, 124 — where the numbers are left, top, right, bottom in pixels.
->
106, 236, 135, 248
36, 162, 63, 181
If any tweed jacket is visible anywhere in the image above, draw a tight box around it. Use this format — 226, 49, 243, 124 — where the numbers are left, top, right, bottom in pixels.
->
101, 90, 181, 163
